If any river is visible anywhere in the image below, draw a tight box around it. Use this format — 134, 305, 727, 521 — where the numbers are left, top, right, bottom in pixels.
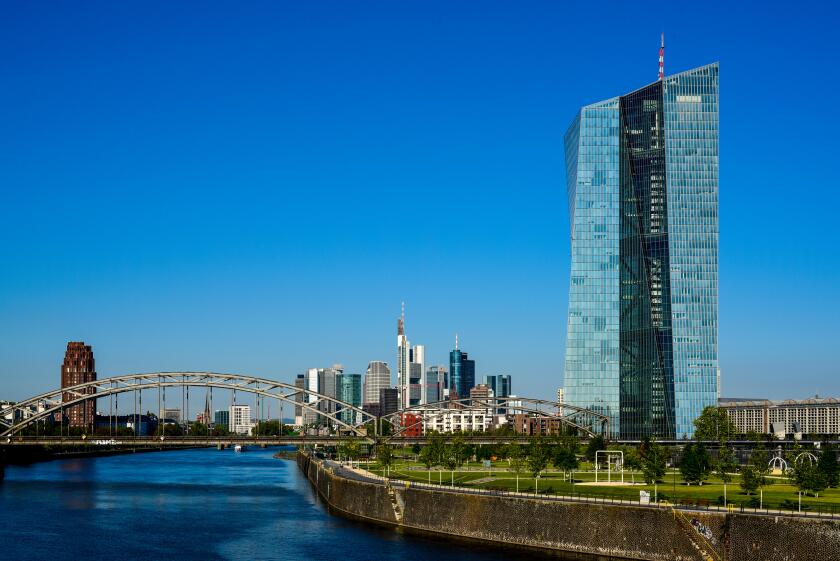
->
0, 447, 548, 560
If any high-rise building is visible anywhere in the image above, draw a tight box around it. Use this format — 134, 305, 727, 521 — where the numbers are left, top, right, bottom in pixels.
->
411, 344, 425, 405
229, 404, 252, 435
396, 303, 425, 408
425, 366, 446, 403
379, 388, 399, 416
60, 342, 96, 429
303, 368, 320, 426
449, 335, 475, 400
336, 373, 362, 426
486, 375, 512, 398
397, 303, 410, 408
563, 56, 719, 439
364, 361, 391, 406
294, 374, 305, 426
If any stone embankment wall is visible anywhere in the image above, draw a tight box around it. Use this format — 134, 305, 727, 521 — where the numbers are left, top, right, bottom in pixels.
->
298, 453, 840, 561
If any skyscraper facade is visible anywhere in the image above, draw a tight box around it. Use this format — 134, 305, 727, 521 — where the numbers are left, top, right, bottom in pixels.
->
60, 341, 97, 429
449, 337, 475, 400
425, 365, 446, 403
563, 62, 719, 439
486, 374, 512, 398
363, 361, 391, 407
336, 373, 362, 426
396, 303, 425, 408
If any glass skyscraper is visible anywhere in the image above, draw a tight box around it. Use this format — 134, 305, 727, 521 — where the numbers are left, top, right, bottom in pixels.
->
563, 63, 719, 439
336, 373, 362, 426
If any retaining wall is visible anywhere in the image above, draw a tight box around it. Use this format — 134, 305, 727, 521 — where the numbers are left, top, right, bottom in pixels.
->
298, 453, 840, 561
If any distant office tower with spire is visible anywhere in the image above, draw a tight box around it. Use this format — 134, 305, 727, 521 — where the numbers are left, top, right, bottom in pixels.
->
396, 303, 426, 408
60, 341, 97, 429
449, 334, 475, 400
563, 38, 719, 439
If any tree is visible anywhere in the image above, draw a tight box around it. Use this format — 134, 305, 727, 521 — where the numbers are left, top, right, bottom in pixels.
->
553, 445, 578, 482
680, 442, 712, 485
254, 420, 281, 436
818, 443, 840, 488
450, 436, 468, 468
507, 443, 527, 492
189, 421, 209, 436
716, 446, 737, 484
527, 437, 550, 492
585, 435, 606, 463
740, 464, 759, 495
693, 406, 737, 442
619, 446, 640, 484
376, 443, 393, 475
639, 438, 667, 484
419, 445, 436, 482
750, 446, 771, 490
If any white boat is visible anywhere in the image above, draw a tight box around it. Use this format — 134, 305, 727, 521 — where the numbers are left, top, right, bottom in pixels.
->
234, 444, 244, 452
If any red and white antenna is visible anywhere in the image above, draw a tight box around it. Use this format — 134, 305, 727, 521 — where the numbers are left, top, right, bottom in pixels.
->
658, 33, 665, 80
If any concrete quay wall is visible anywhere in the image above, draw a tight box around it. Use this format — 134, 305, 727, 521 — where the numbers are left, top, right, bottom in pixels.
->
298, 453, 840, 560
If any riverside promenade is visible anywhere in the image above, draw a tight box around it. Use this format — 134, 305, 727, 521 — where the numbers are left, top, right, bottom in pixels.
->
299, 451, 840, 561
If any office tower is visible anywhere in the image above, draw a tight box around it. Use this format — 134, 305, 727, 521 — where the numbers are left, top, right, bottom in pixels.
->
364, 361, 391, 407
294, 374, 305, 426
336, 373, 362, 426
60, 341, 96, 429
379, 388, 399, 416
229, 405, 252, 435
412, 344, 425, 405
486, 374, 512, 398
214, 409, 229, 429
397, 303, 410, 408
449, 335, 475, 400
563, 55, 719, 439
425, 366, 446, 403
303, 368, 320, 425
396, 303, 426, 408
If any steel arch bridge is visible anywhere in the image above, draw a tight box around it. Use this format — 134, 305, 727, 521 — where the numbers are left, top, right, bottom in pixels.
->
0, 372, 377, 438
382, 396, 610, 439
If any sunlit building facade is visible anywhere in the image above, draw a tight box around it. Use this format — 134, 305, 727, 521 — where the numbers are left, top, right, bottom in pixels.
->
563, 63, 719, 439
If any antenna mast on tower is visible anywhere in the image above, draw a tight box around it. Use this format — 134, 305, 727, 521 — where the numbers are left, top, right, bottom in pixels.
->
658, 33, 665, 80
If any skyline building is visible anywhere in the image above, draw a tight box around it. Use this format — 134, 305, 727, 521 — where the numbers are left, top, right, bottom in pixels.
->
379, 387, 398, 416
563, 56, 719, 439
60, 341, 97, 429
294, 373, 305, 426
396, 303, 426, 408
486, 374, 512, 399
449, 335, 475, 400
425, 365, 446, 403
336, 372, 362, 426
363, 361, 391, 407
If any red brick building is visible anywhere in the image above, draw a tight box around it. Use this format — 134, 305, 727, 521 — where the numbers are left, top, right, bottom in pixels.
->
400, 413, 423, 437
61, 342, 97, 429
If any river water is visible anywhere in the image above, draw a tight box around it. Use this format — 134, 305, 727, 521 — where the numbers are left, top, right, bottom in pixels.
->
0, 447, 547, 560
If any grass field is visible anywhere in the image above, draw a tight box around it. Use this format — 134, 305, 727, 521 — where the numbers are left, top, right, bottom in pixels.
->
356, 457, 840, 513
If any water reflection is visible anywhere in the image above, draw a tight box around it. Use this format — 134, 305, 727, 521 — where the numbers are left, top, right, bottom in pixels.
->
1, 448, 552, 561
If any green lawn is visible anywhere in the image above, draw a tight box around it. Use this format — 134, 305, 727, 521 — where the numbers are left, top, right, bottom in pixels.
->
361, 459, 840, 513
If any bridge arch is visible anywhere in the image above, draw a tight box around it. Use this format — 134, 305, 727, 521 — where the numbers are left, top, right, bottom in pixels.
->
0, 372, 376, 438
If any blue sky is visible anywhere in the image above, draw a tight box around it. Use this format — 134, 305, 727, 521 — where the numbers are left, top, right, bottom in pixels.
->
1, 1, 838, 404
